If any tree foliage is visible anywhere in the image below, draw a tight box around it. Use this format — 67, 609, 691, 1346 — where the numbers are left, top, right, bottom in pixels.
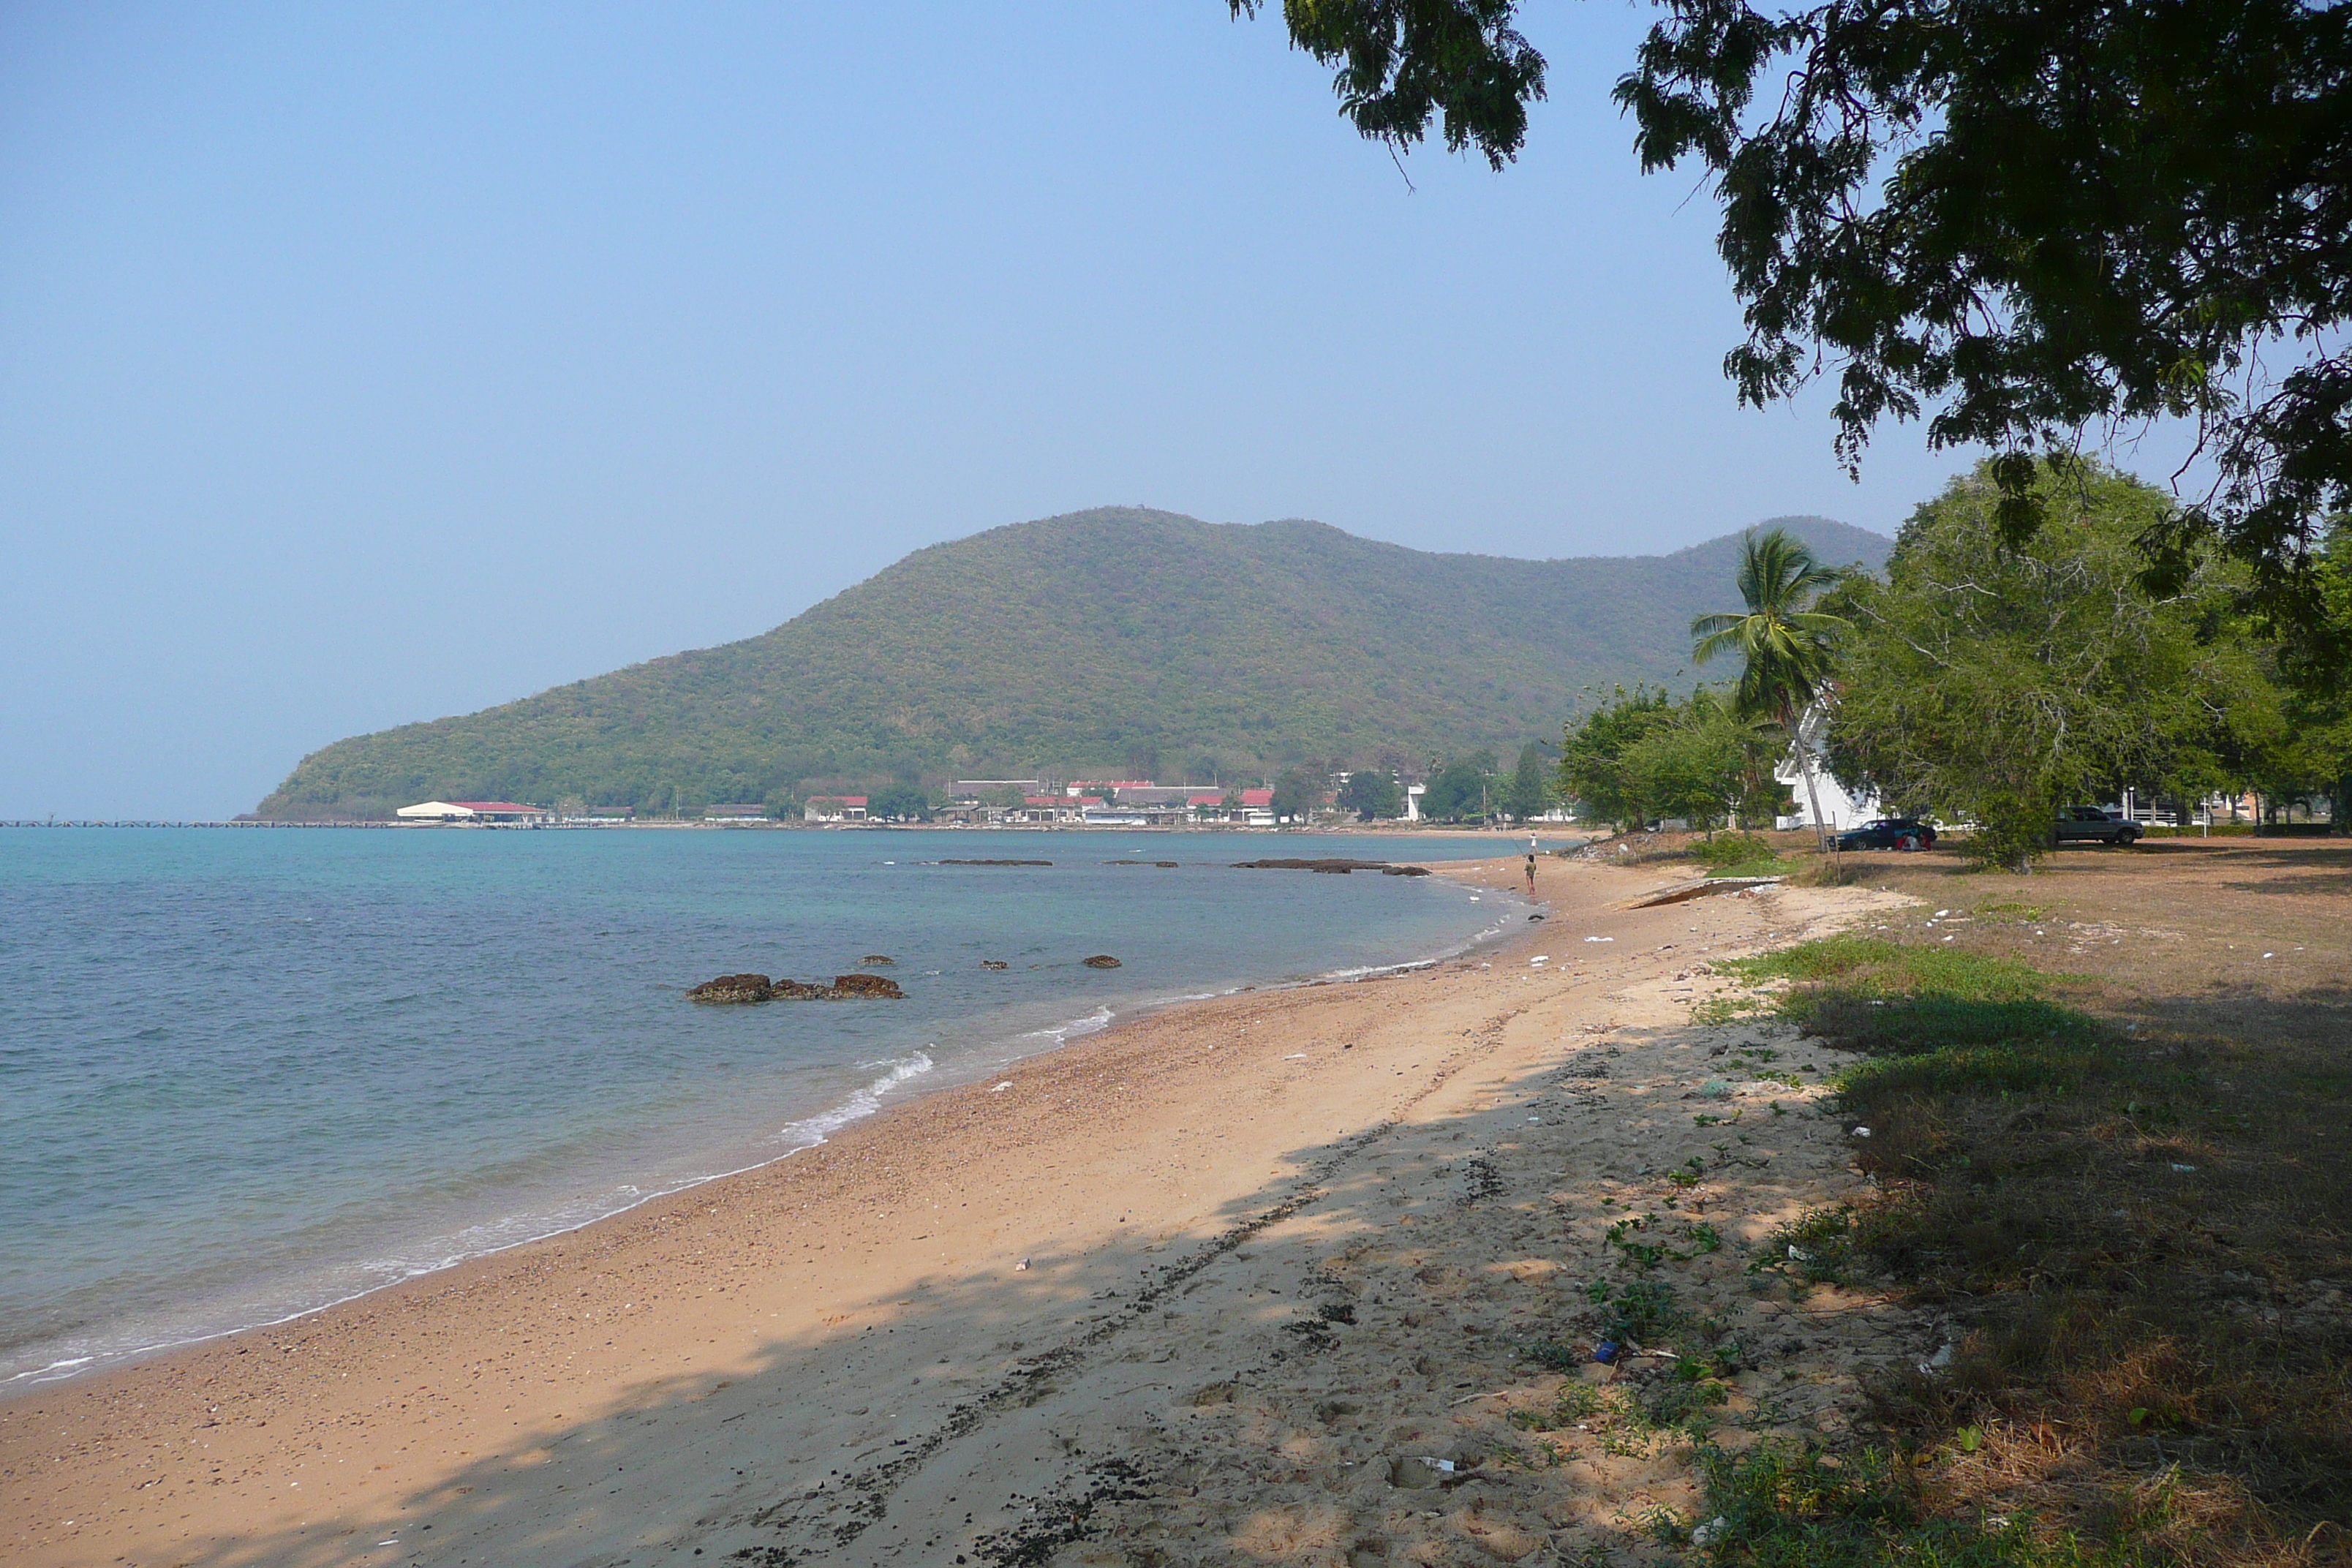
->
1247, 0, 2352, 622
1420, 750, 1500, 822
1691, 527, 1847, 843
1559, 686, 1676, 831
1270, 766, 1328, 823
1825, 460, 2281, 870
866, 784, 934, 822
1338, 769, 1406, 820
2247, 524, 2352, 826
1561, 685, 1787, 832
1228, 0, 1545, 169
1689, 529, 1845, 723
1504, 741, 1553, 821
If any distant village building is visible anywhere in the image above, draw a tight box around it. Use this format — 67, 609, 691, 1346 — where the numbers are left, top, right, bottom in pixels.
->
703, 803, 767, 820
946, 780, 1044, 801
394, 800, 550, 825
1012, 794, 1082, 824
803, 795, 869, 823
1183, 787, 1275, 826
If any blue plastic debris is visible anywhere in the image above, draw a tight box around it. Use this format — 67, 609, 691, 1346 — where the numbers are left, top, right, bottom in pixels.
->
1593, 1341, 1619, 1364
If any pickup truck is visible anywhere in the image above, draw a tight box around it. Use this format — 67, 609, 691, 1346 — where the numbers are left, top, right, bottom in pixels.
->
2056, 805, 2143, 845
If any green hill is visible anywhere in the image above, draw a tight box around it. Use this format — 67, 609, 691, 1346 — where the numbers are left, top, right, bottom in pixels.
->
255, 508, 1891, 818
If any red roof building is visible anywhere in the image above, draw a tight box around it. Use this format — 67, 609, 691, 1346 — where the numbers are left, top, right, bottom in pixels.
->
802, 794, 869, 822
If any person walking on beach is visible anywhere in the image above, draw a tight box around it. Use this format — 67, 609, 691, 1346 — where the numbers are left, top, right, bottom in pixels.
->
1525, 845, 1537, 895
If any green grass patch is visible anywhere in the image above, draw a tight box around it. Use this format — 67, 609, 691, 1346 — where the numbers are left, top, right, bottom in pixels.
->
1714, 937, 2104, 1102
1718, 935, 2055, 1001
1696, 908, 2352, 1561
1750, 1205, 1860, 1289
1690, 832, 1776, 869
1693, 993, 1771, 1027
1691, 1440, 2135, 1567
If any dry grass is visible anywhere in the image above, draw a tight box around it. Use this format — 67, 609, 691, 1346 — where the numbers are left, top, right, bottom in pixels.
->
1708, 839, 2352, 1567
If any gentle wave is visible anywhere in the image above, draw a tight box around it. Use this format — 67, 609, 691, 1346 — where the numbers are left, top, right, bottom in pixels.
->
6, 1052, 949, 1387
774, 1050, 938, 1153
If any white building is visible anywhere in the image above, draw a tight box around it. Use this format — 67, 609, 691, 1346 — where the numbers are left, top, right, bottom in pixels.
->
394, 799, 549, 825
1774, 708, 1877, 832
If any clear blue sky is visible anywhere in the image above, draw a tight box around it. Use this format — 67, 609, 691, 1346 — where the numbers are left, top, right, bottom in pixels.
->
1, 4, 2113, 818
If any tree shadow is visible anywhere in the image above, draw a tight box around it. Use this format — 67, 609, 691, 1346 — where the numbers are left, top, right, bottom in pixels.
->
135, 1017, 1897, 1568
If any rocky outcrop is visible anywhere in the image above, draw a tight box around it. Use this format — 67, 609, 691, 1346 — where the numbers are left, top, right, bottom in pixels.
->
1082, 955, 1123, 969
1230, 858, 1430, 875
686, 971, 904, 1002
830, 973, 905, 998
857, 954, 896, 966
687, 973, 774, 1004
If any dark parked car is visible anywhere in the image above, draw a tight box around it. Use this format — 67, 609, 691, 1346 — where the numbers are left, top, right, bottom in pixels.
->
2056, 805, 2143, 845
1832, 817, 1938, 851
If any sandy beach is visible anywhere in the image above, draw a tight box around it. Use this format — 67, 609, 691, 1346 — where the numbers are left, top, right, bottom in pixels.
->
2, 853, 1926, 1568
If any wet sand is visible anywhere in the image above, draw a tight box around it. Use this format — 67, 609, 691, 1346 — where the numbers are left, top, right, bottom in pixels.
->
1, 853, 1921, 1567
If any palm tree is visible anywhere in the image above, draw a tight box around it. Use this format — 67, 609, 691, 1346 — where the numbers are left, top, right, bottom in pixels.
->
1691, 529, 1849, 850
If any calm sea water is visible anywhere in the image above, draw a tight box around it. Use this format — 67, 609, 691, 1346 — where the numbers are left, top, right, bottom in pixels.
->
0, 826, 1537, 1387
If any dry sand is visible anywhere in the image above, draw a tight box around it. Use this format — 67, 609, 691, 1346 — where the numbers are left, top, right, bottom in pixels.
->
2, 854, 1926, 1568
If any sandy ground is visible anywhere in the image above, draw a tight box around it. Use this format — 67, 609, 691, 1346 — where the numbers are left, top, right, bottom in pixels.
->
1, 854, 1926, 1568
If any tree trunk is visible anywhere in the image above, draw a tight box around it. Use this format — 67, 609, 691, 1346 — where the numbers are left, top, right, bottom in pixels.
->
1787, 702, 1831, 853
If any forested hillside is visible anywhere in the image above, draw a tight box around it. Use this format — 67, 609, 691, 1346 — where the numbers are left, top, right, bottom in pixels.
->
255, 508, 1890, 818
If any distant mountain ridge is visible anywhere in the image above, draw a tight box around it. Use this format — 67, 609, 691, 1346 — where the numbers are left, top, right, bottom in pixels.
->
256, 508, 1892, 819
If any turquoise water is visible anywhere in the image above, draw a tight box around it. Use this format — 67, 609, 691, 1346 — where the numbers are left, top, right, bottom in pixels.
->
0, 826, 1535, 1387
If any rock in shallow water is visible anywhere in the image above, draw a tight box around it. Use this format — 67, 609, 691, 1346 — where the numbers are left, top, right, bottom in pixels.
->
685, 972, 904, 1001
1082, 954, 1123, 969
829, 972, 905, 998
687, 973, 774, 1004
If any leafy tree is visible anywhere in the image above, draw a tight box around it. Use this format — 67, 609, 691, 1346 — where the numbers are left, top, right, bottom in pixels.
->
867, 784, 933, 822
1419, 750, 1499, 823
1691, 529, 1847, 848
1270, 767, 1327, 823
1618, 715, 1739, 832
1504, 742, 1552, 821
1620, 689, 1789, 832
2266, 525, 2352, 831
1338, 769, 1405, 821
1825, 459, 2277, 870
1243, 0, 2352, 622
1561, 686, 1787, 832
1558, 687, 1677, 830
1228, 1, 1545, 170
